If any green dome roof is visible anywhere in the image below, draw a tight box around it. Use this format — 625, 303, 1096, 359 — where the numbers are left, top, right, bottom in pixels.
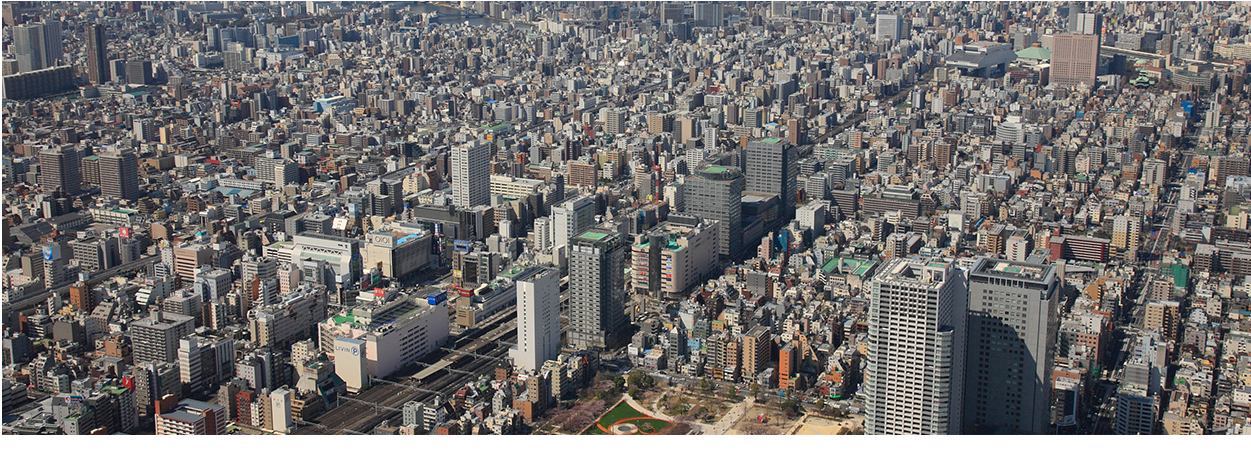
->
1015, 45, 1051, 60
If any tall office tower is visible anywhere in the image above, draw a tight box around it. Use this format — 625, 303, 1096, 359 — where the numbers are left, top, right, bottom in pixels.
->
130, 311, 196, 365
686, 165, 744, 259
745, 138, 798, 223
963, 258, 1059, 434
12, 23, 44, 72
660, 3, 683, 24
85, 24, 109, 84
452, 140, 491, 209
864, 258, 967, 435
567, 230, 628, 351
693, 2, 723, 27
39, 19, 61, 67
1073, 12, 1101, 35
604, 107, 626, 136
875, 13, 906, 42
550, 195, 596, 252
510, 267, 560, 373
38, 147, 81, 196
1066, 2, 1083, 32
100, 152, 140, 200
1050, 34, 1099, 88
126, 60, 152, 85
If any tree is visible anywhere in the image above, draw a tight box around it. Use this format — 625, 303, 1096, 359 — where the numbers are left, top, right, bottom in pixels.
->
662, 419, 693, 435
628, 371, 643, 387
748, 383, 760, 396
740, 423, 780, 435
614, 376, 626, 392
628, 387, 640, 398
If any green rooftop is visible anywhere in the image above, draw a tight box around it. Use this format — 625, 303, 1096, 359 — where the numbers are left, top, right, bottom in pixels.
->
1015, 45, 1051, 60
579, 231, 608, 241
332, 311, 358, 326
704, 166, 729, 173
761, 137, 783, 143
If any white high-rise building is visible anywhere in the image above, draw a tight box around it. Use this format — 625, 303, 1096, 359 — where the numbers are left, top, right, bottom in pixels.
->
864, 258, 967, 435
533, 217, 553, 252
509, 267, 561, 373
550, 195, 596, 252
452, 140, 491, 209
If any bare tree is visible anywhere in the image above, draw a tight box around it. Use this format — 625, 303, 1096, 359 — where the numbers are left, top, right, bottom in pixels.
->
662, 422, 693, 435
740, 423, 781, 435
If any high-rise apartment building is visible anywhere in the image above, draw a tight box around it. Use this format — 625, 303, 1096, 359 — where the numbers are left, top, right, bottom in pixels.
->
452, 140, 491, 209
38, 146, 81, 196
745, 138, 798, 224
964, 258, 1059, 434
604, 107, 626, 136
864, 258, 967, 435
567, 230, 628, 350
85, 24, 109, 84
100, 152, 139, 200
510, 267, 561, 373
685, 165, 744, 259
1051, 34, 1099, 88
129, 311, 196, 365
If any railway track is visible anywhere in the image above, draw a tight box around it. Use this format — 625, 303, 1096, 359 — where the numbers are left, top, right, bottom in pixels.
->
294, 310, 518, 435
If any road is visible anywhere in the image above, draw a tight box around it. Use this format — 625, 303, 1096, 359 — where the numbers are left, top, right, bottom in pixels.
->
5, 255, 161, 313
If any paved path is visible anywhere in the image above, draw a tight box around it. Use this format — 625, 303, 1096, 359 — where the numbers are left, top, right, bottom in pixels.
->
622, 393, 673, 422
705, 396, 754, 435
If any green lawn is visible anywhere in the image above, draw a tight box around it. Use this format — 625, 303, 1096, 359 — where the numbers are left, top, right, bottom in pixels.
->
582, 401, 670, 435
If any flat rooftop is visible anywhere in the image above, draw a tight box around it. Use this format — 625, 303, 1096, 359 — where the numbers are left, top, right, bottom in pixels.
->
970, 257, 1055, 283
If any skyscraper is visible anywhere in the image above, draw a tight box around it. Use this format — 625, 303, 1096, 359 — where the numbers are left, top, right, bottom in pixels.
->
963, 258, 1059, 434
85, 24, 109, 84
693, 2, 723, 28
100, 152, 140, 200
550, 195, 596, 252
38, 146, 81, 196
864, 258, 967, 435
567, 230, 628, 350
12, 24, 44, 73
745, 138, 798, 224
510, 267, 560, 373
875, 13, 906, 42
126, 59, 152, 85
452, 140, 491, 209
40, 19, 62, 68
685, 165, 743, 259
1051, 34, 1099, 88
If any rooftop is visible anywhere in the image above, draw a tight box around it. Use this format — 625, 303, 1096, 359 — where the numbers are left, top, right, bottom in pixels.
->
970, 257, 1055, 283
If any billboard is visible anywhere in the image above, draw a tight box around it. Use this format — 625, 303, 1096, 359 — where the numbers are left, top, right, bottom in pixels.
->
374, 288, 386, 297
119, 227, 133, 238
